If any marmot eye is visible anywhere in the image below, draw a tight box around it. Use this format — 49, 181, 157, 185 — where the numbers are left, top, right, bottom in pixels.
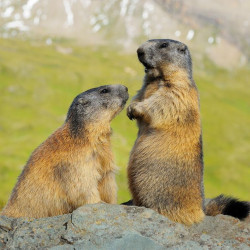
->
100, 88, 109, 94
160, 43, 168, 49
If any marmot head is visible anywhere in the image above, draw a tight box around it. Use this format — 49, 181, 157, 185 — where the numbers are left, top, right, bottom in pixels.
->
66, 84, 129, 136
137, 39, 192, 79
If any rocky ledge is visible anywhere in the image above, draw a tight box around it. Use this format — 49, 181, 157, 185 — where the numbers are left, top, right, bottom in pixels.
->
0, 204, 249, 249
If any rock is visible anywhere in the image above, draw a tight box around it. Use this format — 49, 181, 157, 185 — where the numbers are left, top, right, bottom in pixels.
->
0, 216, 12, 231
0, 204, 249, 249
0, 214, 70, 249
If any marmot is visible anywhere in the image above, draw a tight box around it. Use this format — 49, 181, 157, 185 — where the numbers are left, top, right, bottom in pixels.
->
1, 84, 129, 218
125, 39, 249, 225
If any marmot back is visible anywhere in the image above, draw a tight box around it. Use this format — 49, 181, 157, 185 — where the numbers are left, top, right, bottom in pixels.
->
126, 39, 249, 225
1, 84, 129, 218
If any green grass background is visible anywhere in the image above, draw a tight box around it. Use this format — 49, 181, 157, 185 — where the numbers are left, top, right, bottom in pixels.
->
0, 38, 249, 209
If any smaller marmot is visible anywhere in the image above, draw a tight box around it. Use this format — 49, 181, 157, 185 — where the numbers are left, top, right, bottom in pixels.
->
1, 84, 129, 218
125, 39, 249, 225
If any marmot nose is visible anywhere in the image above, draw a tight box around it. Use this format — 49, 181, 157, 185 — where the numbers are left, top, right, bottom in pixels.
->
124, 86, 128, 92
137, 48, 145, 58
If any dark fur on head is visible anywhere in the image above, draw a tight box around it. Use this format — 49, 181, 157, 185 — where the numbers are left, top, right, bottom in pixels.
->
66, 85, 128, 137
137, 39, 193, 80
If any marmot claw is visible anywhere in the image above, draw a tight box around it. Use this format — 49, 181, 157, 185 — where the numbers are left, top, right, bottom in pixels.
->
127, 105, 135, 120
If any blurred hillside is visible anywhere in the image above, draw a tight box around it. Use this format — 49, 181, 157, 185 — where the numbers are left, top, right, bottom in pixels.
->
0, 0, 249, 208
0, 38, 249, 209
0, 0, 249, 67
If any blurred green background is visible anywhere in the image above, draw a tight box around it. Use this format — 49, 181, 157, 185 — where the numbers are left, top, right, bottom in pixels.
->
0, 38, 249, 210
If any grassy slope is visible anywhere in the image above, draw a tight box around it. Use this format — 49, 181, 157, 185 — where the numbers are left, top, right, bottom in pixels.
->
0, 38, 249, 209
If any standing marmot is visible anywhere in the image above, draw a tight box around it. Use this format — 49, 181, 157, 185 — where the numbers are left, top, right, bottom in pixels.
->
1, 84, 129, 218
126, 39, 249, 225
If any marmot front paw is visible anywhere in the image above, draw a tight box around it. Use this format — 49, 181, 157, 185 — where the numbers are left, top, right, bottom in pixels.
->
127, 103, 142, 120
127, 104, 135, 120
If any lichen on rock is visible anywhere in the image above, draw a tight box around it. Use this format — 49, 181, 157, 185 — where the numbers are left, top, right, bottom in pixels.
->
0, 203, 249, 249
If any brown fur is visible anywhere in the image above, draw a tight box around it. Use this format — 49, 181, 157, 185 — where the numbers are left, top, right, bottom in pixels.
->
127, 39, 249, 225
1, 85, 128, 218
127, 40, 205, 225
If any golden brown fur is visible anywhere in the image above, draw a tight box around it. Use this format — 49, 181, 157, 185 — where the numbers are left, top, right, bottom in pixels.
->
126, 39, 249, 225
127, 40, 204, 225
1, 85, 128, 218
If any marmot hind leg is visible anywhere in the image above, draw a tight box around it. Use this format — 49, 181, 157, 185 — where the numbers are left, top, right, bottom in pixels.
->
159, 207, 205, 226
98, 172, 117, 204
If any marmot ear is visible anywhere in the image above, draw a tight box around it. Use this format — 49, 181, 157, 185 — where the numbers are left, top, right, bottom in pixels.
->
78, 98, 89, 106
178, 45, 187, 54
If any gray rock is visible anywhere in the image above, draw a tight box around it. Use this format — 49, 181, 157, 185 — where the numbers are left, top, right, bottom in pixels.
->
0, 216, 13, 231
55, 232, 165, 250
0, 204, 249, 249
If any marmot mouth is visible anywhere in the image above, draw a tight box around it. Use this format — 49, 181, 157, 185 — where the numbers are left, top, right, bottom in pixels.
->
142, 62, 154, 73
144, 67, 154, 73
